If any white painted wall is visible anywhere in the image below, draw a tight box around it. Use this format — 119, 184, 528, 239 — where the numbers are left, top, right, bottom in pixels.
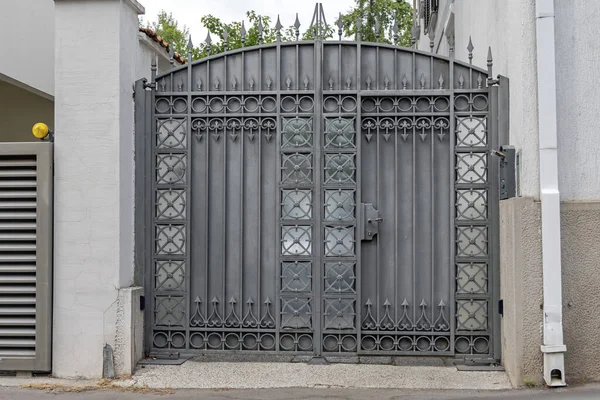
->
554, 1, 600, 201
0, 0, 55, 98
419, 0, 600, 201
53, 0, 143, 378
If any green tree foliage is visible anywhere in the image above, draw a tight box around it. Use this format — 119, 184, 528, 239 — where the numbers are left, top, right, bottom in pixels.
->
144, 1, 413, 61
145, 11, 190, 56
343, 0, 414, 47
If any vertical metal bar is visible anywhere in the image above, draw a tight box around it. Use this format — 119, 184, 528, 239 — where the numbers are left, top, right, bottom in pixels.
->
449, 52, 456, 354
257, 119, 262, 323
240, 118, 244, 328
274, 42, 281, 351
296, 44, 299, 90
376, 115, 380, 326
411, 112, 416, 325
338, 43, 342, 91
314, 39, 324, 356
149, 80, 158, 352
430, 117, 435, 324
394, 49, 398, 90
205, 109, 209, 319
222, 121, 227, 318
376, 47, 379, 91
394, 109, 398, 326
186, 49, 193, 351
489, 84, 501, 361
355, 40, 362, 352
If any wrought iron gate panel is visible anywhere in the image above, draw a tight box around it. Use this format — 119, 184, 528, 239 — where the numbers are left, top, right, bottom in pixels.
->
138, 9, 501, 361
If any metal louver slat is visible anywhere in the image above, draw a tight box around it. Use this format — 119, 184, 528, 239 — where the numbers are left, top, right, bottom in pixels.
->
0, 201, 37, 209
0, 307, 36, 315
0, 181, 37, 188
0, 328, 36, 336
0, 244, 37, 251
0, 317, 36, 326
0, 171, 37, 178
0, 191, 37, 199
0, 222, 36, 230
0, 211, 36, 219
0, 144, 52, 371
0, 233, 37, 241
0, 255, 36, 262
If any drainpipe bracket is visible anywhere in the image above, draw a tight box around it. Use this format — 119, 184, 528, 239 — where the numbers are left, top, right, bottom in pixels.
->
540, 344, 566, 353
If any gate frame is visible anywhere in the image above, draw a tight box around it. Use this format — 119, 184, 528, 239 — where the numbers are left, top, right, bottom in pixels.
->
133, 12, 506, 364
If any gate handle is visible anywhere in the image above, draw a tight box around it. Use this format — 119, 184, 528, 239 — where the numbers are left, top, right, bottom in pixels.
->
368, 218, 383, 223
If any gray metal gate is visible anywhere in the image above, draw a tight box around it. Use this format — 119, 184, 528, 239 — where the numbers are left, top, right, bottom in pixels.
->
135, 5, 503, 363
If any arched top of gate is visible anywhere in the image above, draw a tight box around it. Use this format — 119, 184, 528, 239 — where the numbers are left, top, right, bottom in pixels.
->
152, 3, 492, 93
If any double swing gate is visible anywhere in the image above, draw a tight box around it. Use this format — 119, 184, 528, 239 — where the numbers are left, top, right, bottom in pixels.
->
135, 8, 504, 363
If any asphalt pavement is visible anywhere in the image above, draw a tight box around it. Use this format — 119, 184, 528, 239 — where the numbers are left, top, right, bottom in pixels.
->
1, 385, 600, 400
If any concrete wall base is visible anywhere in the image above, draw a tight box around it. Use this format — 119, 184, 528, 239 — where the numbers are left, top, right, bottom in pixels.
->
114, 287, 144, 377
500, 198, 600, 386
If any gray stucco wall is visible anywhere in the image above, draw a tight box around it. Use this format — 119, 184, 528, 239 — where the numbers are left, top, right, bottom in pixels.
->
0, 80, 54, 142
500, 198, 600, 386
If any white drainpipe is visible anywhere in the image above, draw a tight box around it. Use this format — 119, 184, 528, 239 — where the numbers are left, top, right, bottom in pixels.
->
535, 0, 566, 387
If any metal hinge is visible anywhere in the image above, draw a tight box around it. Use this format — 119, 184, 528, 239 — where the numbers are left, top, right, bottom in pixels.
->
140, 295, 145, 311
499, 299, 504, 316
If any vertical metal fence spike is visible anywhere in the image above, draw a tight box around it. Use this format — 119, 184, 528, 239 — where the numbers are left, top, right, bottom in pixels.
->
338, 12, 343, 40
276, 15, 283, 42
402, 73, 408, 90
205, 32, 212, 55
487, 46, 494, 81
187, 35, 193, 62
241, 21, 247, 47
258, 18, 264, 44
294, 13, 301, 41
223, 27, 229, 52
467, 36, 474, 64
438, 74, 444, 89
375, 17, 381, 42
393, 19, 399, 45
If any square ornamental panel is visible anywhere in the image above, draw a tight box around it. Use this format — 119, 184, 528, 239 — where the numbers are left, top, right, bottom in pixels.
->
281, 153, 313, 185
456, 117, 487, 148
281, 262, 312, 292
282, 117, 313, 148
157, 118, 187, 149
325, 118, 356, 149
281, 189, 312, 220
456, 189, 487, 221
324, 226, 355, 257
324, 262, 356, 293
324, 190, 356, 221
324, 154, 356, 185
281, 225, 312, 256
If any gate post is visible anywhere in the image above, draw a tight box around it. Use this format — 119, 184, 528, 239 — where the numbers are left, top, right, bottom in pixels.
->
53, 0, 145, 378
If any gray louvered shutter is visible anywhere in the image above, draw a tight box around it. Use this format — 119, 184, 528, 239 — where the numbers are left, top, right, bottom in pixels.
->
0, 143, 52, 371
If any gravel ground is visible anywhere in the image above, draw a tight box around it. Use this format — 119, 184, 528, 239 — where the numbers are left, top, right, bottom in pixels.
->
125, 361, 512, 390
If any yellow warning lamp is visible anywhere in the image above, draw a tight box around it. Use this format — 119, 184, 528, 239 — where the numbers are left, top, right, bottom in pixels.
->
32, 123, 51, 140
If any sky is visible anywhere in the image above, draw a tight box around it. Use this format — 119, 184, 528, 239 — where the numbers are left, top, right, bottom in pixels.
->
139, 0, 357, 42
